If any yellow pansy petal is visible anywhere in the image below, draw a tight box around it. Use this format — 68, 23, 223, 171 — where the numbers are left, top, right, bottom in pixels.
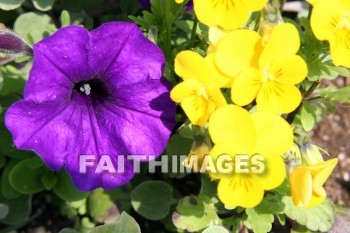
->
194, 0, 250, 30
259, 23, 300, 69
330, 39, 350, 68
310, 0, 344, 41
175, 50, 213, 84
170, 79, 201, 102
231, 68, 262, 106
175, 0, 184, 3
309, 158, 338, 196
208, 105, 256, 154
308, 195, 325, 207
253, 152, 286, 190
218, 174, 264, 208
306, 0, 315, 5
257, 81, 302, 114
340, 0, 350, 9
205, 54, 234, 88
251, 112, 293, 156
208, 143, 235, 179
181, 95, 216, 126
269, 55, 308, 85
290, 166, 313, 207
207, 86, 227, 107
216, 29, 261, 77
244, 0, 268, 11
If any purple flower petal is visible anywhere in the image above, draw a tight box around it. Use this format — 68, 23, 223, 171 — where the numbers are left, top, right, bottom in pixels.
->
5, 22, 176, 191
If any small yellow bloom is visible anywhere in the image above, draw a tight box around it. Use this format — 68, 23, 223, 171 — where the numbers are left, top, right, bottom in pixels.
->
193, 0, 268, 30
171, 51, 228, 126
208, 105, 293, 208
310, 0, 350, 67
215, 23, 307, 113
175, 0, 185, 3
289, 158, 338, 208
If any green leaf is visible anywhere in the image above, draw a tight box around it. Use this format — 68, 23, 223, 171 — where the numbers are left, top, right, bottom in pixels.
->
307, 58, 349, 82
14, 12, 57, 43
172, 195, 220, 232
246, 194, 285, 233
106, 183, 132, 213
53, 171, 90, 202
165, 134, 193, 178
59, 228, 79, 233
32, 0, 55, 11
9, 158, 45, 194
0, 154, 6, 169
41, 173, 57, 190
88, 189, 119, 223
0, 203, 9, 220
300, 101, 317, 132
200, 174, 218, 201
1, 160, 21, 199
202, 226, 230, 233
282, 196, 335, 232
321, 86, 350, 104
89, 212, 141, 233
0, 193, 32, 225
60, 10, 71, 27
0, 0, 25, 10
131, 181, 173, 220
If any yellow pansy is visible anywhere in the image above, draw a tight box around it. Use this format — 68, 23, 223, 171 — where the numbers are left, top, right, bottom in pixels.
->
289, 158, 338, 208
193, 0, 268, 30
208, 105, 293, 208
170, 51, 228, 126
215, 23, 307, 114
310, 0, 350, 67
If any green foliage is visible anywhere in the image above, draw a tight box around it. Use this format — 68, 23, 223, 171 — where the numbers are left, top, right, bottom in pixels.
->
131, 180, 174, 220
14, 12, 57, 43
282, 197, 335, 232
32, 0, 55, 11
300, 101, 317, 132
202, 226, 230, 233
0, 203, 9, 220
321, 86, 350, 104
88, 188, 119, 223
9, 158, 46, 194
165, 133, 193, 178
53, 171, 90, 202
89, 212, 141, 233
0, 192, 32, 225
245, 194, 285, 233
0, 0, 25, 10
1, 160, 21, 199
172, 195, 220, 232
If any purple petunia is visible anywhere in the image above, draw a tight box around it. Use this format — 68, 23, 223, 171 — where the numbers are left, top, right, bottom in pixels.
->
139, 0, 193, 10
5, 22, 176, 191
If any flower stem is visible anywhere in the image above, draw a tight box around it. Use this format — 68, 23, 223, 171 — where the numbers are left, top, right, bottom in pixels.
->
188, 18, 198, 49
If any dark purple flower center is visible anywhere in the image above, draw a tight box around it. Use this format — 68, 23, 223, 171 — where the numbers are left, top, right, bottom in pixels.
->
73, 79, 109, 100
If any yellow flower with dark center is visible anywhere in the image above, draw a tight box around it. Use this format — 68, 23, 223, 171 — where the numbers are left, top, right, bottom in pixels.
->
215, 23, 307, 114
193, 0, 268, 30
170, 51, 229, 126
289, 158, 338, 207
310, 0, 350, 67
208, 105, 293, 208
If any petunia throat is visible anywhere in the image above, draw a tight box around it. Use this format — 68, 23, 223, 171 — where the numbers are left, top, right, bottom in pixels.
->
73, 79, 109, 100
